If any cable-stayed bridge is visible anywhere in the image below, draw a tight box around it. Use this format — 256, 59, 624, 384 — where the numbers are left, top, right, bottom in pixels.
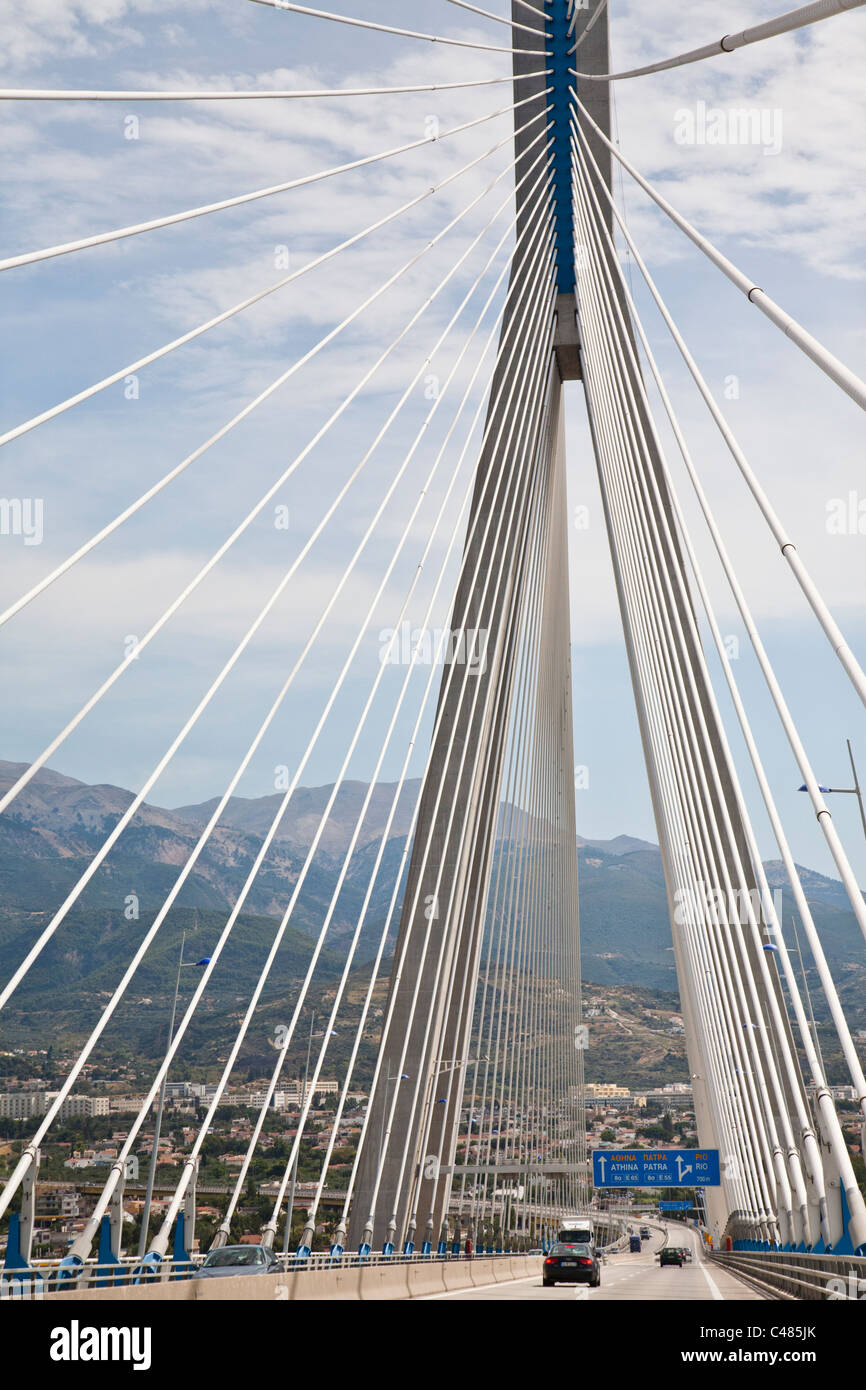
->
1, 0, 866, 1304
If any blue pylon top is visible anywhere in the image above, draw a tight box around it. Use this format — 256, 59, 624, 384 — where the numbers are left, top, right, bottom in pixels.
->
545, 0, 576, 296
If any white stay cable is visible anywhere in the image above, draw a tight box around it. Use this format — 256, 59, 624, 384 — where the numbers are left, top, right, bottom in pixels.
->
573, 0, 866, 79
573, 159, 816, 1238
485, 479, 555, 1240
0, 177, 552, 1227
0, 109, 550, 628
573, 210, 777, 1224
247, 0, 546, 54
197, 219, 551, 1249
349, 252, 557, 1243
582, 218, 801, 1234
612, 260, 866, 1224
571, 0, 609, 48
0, 111, 543, 460
70, 168, 554, 1260
263, 374, 537, 1251
183, 226, 558, 1254
571, 109, 866, 708
384, 304, 557, 1249
0, 97, 531, 273
0, 77, 519, 101
0, 146, 550, 1009
574, 98, 866, 416
459, 462, 551, 1231
418, 399, 558, 1242
573, 131, 866, 1118
67, 244, 521, 1264
442, 0, 546, 37
236, 213, 559, 1251
0, 120, 552, 825
573, 137, 866, 1239
573, 115, 866, 947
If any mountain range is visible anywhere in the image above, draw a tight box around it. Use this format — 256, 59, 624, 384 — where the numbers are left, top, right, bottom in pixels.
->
1, 761, 864, 1059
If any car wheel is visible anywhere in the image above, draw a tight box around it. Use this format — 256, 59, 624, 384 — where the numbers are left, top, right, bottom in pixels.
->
543, 1278, 554, 1288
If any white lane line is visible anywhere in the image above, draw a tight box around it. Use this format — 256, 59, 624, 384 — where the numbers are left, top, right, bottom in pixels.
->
700, 1262, 725, 1301
696, 1238, 725, 1301
415, 1273, 541, 1300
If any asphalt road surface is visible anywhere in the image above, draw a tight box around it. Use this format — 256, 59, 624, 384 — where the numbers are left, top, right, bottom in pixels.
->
415, 1222, 765, 1301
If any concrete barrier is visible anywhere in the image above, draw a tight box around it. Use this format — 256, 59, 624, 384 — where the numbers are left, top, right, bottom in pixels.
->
406, 1262, 447, 1298
40, 1256, 543, 1302
442, 1258, 474, 1291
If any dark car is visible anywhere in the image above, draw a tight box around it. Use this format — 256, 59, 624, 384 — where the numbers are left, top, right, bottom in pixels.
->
193, 1245, 282, 1279
543, 1242, 601, 1288
659, 1247, 684, 1268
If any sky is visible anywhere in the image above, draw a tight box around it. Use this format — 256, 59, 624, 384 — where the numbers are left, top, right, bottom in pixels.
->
1, 0, 865, 884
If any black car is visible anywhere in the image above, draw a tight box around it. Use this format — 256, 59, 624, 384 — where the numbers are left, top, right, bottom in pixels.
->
543, 1242, 601, 1288
659, 1247, 684, 1268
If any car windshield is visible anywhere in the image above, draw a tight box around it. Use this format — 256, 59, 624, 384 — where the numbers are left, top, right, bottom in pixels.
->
558, 1229, 592, 1244
202, 1248, 262, 1268
552, 1243, 590, 1256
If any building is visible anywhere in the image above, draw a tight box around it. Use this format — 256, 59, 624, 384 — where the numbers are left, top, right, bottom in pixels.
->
282, 1080, 339, 1106
48, 1094, 111, 1120
0, 1092, 43, 1120
35, 1189, 81, 1221
164, 1082, 192, 1100
0, 1092, 109, 1120
808, 1084, 857, 1103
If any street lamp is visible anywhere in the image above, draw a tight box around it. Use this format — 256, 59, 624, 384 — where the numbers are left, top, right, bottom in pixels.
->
798, 738, 866, 847
283, 1014, 338, 1256
138, 931, 210, 1257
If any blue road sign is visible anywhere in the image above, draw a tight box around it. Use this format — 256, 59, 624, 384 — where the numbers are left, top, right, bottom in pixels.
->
592, 1149, 721, 1188
659, 1200, 693, 1211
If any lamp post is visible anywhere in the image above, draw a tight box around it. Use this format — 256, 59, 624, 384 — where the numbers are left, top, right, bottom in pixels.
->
798, 738, 866, 847
283, 1014, 338, 1256
137, 932, 210, 1258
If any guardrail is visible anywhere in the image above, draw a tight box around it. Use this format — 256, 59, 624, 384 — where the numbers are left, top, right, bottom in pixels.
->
0, 1251, 544, 1303
0, 1248, 538, 1300
711, 1249, 866, 1301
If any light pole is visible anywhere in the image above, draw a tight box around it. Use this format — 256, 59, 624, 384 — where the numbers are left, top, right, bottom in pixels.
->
283, 1014, 338, 1256
138, 932, 210, 1257
798, 738, 866, 847
282, 1013, 315, 1258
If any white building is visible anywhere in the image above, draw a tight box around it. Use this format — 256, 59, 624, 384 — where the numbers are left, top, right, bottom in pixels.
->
0, 1092, 109, 1120
0, 1092, 44, 1119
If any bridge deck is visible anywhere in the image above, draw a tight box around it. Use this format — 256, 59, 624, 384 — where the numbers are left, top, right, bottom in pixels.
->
412, 1224, 765, 1302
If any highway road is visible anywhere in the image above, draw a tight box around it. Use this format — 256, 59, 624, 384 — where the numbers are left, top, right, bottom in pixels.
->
415, 1222, 765, 1301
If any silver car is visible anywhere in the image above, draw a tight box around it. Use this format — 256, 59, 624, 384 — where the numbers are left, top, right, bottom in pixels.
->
193, 1245, 282, 1279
